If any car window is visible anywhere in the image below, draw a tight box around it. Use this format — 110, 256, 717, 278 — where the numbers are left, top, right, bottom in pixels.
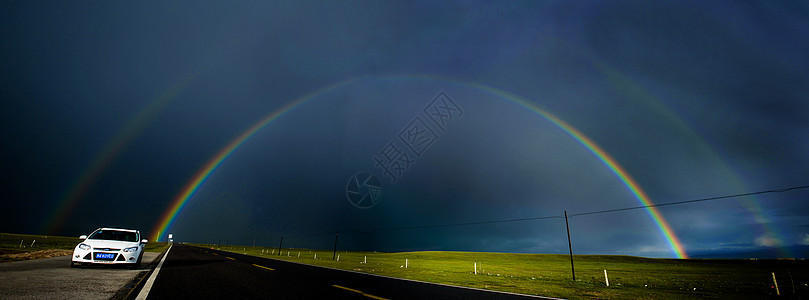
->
88, 230, 138, 242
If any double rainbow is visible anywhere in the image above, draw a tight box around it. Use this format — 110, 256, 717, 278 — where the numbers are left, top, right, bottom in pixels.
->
43, 71, 199, 235
149, 76, 688, 258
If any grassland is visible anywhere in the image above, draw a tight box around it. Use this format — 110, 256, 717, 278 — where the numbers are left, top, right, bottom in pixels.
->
205, 244, 808, 299
3, 232, 805, 298
0, 233, 169, 262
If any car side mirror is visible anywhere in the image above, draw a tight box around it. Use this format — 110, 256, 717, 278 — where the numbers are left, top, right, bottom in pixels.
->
141, 239, 148, 244
79, 235, 87, 240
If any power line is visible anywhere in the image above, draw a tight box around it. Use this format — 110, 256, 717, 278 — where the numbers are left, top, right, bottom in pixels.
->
568, 184, 809, 217
344, 184, 809, 234
351, 215, 565, 234
240, 215, 567, 241
203, 184, 809, 243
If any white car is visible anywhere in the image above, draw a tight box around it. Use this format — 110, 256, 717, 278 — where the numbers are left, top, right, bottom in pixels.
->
71, 228, 147, 268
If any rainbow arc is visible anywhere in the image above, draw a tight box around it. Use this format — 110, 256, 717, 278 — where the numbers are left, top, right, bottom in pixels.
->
150, 76, 688, 258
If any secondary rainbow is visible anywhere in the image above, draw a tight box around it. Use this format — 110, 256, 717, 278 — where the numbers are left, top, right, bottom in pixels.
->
44, 71, 199, 235
149, 79, 359, 242
150, 75, 688, 258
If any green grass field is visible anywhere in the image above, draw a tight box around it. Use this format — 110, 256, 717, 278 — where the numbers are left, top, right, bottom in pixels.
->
3, 232, 805, 299
0, 233, 169, 262
205, 244, 808, 299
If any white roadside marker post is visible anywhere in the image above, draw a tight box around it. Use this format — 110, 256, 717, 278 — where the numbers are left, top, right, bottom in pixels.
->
31, 240, 36, 247
364, 256, 367, 264
406, 259, 408, 268
337, 255, 340, 261
604, 270, 610, 287
474, 263, 477, 274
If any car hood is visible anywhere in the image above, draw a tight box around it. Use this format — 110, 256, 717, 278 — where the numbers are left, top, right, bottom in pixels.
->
82, 239, 140, 249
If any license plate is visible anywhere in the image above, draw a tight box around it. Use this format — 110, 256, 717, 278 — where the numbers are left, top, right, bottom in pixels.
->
95, 253, 116, 260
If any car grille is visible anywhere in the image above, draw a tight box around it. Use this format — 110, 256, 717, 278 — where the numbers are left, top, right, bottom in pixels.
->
83, 248, 129, 262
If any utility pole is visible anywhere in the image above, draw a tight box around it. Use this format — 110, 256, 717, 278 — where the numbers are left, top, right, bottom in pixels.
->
278, 236, 283, 256
333, 233, 339, 261
565, 211, 576, 281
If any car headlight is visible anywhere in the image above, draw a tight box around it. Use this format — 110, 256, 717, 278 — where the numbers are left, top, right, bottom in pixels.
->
78, 243, 91, 250
123, 246, 139, 253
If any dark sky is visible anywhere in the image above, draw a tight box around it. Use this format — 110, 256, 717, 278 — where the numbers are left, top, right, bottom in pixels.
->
2, 1, 808, 258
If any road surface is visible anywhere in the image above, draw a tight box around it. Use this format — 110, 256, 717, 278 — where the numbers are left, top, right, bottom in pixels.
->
0, 252, 160, 299
144, 244, 557, 299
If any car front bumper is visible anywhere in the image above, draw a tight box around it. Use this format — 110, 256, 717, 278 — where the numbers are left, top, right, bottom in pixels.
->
71, 248, 141, 265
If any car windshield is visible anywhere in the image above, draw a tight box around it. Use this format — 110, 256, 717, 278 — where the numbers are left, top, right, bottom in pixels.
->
88, 230, 138, 242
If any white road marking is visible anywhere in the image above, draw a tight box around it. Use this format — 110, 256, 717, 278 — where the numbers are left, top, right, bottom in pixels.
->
135, 244, 172, 300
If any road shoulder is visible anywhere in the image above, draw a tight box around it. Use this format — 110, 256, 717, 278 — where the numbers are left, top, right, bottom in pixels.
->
0, 252, 160, 300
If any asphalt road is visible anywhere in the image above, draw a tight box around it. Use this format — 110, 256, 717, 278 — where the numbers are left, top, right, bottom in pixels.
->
144, 244, 556, 299
0, 252, 160, 299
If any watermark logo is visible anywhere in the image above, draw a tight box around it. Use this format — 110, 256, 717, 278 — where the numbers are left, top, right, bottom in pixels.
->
424, 91, 463, 132
374, 91, 463, 183
345, 172, 383, 209
347, 90, 463, 208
